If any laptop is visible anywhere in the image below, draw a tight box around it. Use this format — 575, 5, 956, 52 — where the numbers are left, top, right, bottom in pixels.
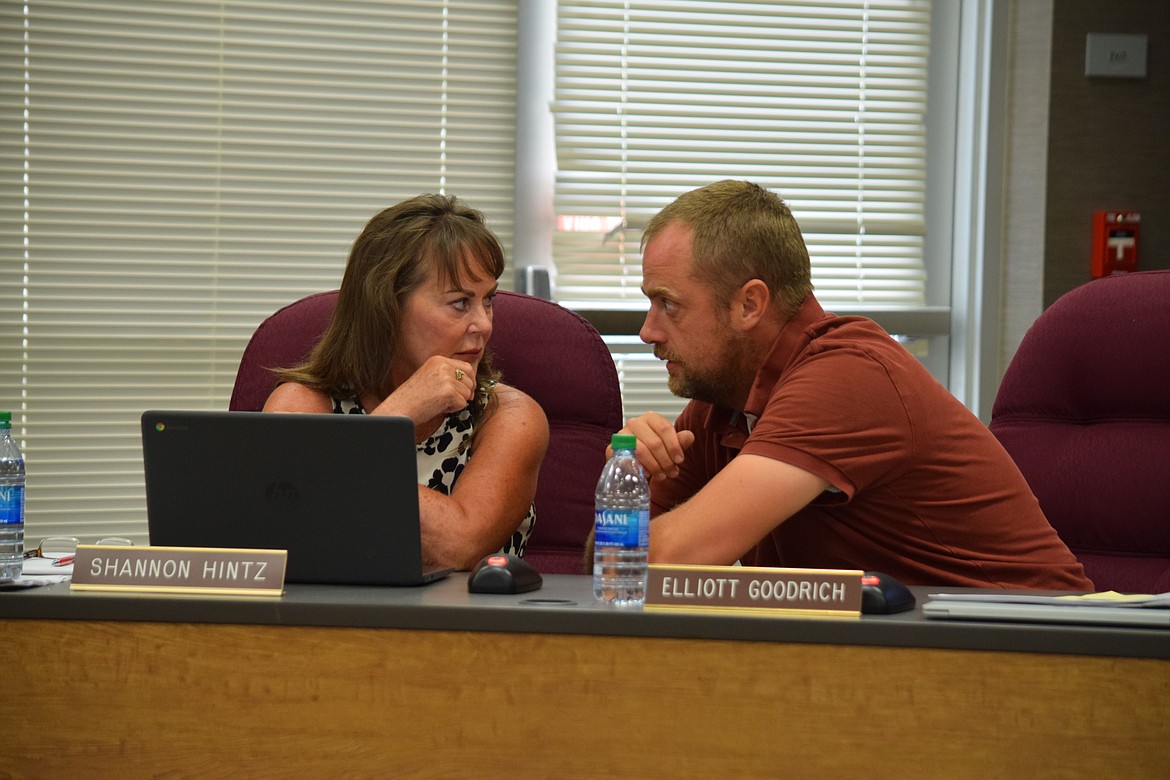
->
141, 410, 452, 586
921, 597, 1170, 629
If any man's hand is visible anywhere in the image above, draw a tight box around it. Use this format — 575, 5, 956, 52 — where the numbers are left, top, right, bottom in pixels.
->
617, 412, 696, 481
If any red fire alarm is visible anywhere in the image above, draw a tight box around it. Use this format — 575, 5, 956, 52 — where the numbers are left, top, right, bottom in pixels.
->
1091, 210, 1140, 278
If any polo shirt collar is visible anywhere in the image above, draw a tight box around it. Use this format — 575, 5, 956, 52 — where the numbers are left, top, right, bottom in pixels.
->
743, 294, 827, 419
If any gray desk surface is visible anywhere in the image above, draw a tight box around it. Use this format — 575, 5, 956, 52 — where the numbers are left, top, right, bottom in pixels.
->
2, 574, 1167, 660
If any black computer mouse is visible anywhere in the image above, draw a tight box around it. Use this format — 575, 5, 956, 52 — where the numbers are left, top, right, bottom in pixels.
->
860, 571, 916, 614
467, 553, 543, 594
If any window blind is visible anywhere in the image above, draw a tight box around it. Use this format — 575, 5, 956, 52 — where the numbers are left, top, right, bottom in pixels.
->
551, 0, 931, 310
0, 0, 517, 545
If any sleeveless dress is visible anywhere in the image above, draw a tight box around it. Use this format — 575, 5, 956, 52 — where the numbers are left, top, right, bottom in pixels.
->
331, 393, 536, 557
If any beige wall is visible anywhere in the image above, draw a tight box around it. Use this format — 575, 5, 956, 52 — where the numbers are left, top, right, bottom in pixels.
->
1045, 0, 1170, 306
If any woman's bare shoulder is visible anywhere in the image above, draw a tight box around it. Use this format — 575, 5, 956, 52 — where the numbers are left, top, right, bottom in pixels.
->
263, 382, 333, 413
490, 382, 544, 415
481, 382, 548, 440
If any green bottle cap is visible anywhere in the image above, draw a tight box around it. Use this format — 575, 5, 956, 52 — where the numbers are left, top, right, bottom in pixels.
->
0, 411, 10, 426
611, 433, 637, 450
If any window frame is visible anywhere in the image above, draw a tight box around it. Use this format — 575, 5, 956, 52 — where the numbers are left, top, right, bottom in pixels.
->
514, 0, 1008, 421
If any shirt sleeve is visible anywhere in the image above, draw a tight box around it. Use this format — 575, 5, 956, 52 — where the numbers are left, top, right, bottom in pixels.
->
741, 345, 914, 500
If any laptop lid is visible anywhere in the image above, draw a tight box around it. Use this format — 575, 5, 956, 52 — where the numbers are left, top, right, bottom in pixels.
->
921, 600, 1170, 628
141, 410, 451, 586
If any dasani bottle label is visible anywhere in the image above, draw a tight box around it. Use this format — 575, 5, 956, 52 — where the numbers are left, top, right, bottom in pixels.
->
594, 507, 649, 547
0, 484, 22, 525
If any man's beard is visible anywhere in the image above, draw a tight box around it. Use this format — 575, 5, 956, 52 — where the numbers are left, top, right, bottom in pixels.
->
656, 329, 752, 408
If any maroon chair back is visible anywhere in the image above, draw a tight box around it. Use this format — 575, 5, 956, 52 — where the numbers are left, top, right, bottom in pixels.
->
989, 270, 1170, 593
229, 290, 623, 574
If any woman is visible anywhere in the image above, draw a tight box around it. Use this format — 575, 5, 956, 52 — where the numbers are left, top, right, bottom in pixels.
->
264, 194, 548, 570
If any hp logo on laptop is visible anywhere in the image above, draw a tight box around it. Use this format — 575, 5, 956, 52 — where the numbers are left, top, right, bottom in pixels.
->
265, 480, 300, 507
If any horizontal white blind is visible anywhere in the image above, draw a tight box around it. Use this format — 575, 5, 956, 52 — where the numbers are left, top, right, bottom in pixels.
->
0, 0, 517, 544
605, 337, 689, 422
552, 0, 931, 309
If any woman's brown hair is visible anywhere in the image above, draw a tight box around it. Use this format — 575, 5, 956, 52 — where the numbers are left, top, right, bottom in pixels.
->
276, 193, 505, 418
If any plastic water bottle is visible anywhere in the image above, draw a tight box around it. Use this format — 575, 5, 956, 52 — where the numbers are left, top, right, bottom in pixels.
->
0, 411, 26, 581
593, 433, 650, 606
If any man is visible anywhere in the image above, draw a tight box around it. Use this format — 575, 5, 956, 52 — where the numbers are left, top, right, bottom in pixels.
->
623, 180, 1091, 589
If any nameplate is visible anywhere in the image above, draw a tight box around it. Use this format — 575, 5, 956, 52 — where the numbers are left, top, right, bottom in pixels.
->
645, 564, 863, 617
70, 545, 287, 597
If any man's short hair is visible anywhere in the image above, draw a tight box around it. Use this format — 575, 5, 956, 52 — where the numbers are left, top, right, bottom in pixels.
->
643, 180, 813, 317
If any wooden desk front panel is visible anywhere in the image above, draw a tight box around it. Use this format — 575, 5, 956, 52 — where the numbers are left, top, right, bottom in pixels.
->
4, 619, 1168, 778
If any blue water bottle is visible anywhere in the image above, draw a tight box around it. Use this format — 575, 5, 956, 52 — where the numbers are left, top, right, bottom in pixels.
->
593, 433, 650, 606
0, 412, 26, 581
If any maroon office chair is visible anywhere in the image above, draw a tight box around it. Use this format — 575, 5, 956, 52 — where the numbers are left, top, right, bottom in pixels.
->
989, 270, 1170, 593
230, 289, 623, 574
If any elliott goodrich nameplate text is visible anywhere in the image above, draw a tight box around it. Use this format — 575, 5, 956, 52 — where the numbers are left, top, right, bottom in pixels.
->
70, 545, 287, 596
645, 564, 863, 617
